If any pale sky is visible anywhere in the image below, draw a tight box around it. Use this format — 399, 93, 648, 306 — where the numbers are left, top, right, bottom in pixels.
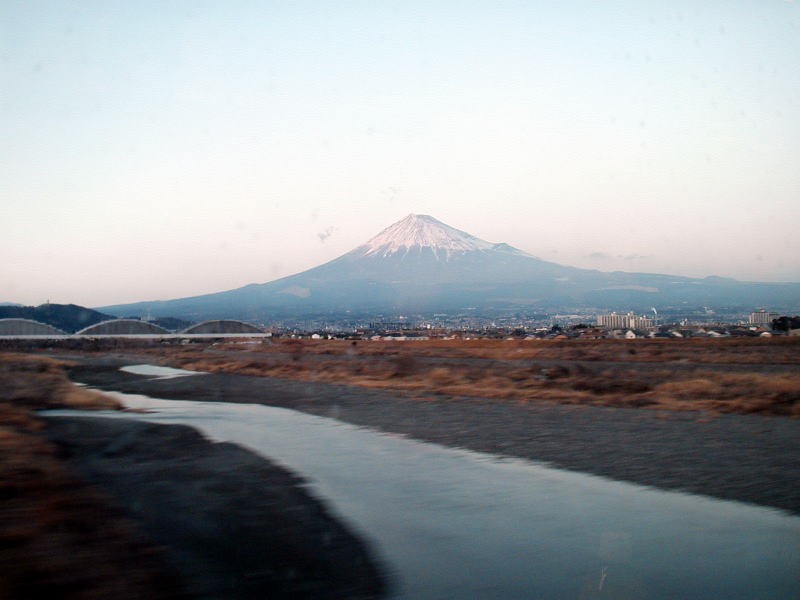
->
2, 1, 799, 307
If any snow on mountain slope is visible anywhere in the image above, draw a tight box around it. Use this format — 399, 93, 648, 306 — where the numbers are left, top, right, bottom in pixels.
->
353, 214, 496, 258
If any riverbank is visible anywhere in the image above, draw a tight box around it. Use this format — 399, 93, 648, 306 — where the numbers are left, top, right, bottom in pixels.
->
0, 353, 181, 598
68, 355, 800, 515
124, 336, 800, 417
0, 353, 385, 599
45, 416, 385, 600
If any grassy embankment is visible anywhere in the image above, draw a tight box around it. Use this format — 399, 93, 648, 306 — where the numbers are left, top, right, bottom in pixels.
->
0, 353, 179, 598
141, 337, 800, 416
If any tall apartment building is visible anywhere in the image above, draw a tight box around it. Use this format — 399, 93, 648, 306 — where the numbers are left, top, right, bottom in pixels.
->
597, 311, 654, 330
748, 310, 779, 325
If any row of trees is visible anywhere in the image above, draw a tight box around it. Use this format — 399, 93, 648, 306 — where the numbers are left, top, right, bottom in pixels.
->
772, 316, 800, 332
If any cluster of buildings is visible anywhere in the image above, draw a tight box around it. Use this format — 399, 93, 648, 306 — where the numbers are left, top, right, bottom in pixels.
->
583, 310, 795, 339
308, 309, 796, 340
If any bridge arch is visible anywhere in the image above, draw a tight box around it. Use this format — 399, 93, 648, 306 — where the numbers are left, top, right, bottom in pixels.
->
0, 318, 66, 335
181, 320, 264, 334
76, 319, 170, 335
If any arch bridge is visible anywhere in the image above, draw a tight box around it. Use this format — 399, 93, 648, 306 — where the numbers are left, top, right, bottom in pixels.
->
76, 319, 170, 335
0, 318, 66, 336
181, 320, 264, 334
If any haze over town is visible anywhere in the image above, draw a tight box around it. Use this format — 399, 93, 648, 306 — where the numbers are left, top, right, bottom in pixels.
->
2, 1, 799, 307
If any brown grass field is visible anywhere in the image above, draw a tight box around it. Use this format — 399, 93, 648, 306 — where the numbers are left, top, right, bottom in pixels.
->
109, 336, 800, 417
0, 353, 179, 599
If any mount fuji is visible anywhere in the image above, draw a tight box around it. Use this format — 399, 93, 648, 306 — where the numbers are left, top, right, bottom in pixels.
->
99, 214, 800, 321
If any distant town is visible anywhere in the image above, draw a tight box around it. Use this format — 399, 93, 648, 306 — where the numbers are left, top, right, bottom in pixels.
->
0, 303, 797, 341
275, 308, 798, 340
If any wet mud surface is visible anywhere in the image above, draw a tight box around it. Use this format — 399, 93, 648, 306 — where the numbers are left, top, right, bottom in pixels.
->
69, 357, 800, 515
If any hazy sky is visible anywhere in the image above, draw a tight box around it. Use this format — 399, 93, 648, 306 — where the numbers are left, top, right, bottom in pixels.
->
3, 1, 799, 307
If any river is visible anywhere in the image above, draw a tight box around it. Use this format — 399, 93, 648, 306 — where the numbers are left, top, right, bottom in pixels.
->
47, 374, 800, 599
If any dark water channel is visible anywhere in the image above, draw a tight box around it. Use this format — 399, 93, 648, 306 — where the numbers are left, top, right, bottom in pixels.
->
48, 376, 800, 599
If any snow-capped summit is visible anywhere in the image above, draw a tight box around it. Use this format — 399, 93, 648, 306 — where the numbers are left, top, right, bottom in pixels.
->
355, 214, 495, 258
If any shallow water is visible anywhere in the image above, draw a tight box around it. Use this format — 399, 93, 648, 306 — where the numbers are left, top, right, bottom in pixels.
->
119, 364, 208, 379
47, 390, 800, 600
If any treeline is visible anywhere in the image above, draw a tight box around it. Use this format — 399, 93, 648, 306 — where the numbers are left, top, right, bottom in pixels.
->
772, 316, 800, 332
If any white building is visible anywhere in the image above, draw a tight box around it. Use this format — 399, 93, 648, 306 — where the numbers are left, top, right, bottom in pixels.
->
597, 312, 654, 330
748, 310, 779, 325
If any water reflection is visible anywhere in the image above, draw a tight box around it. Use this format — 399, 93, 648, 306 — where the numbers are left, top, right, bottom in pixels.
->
119, 364, 208, 379
47, 392, 800, 599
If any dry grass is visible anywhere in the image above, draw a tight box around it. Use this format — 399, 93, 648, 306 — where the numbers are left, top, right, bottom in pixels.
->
0, 352, 122, 412
116, 337, 800, 417
0, 353, 178, 598
208, 336, 800, 365
645, 372, 800, 416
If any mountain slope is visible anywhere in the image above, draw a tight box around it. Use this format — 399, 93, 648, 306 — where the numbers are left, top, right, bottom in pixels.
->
98, 214, 800, 320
